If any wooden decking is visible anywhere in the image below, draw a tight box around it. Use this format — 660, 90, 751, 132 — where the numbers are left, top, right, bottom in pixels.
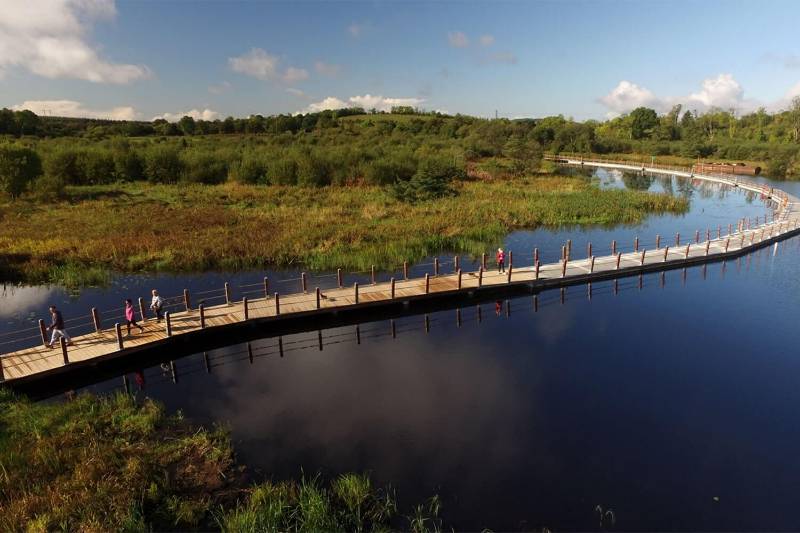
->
2, 158, 799, 384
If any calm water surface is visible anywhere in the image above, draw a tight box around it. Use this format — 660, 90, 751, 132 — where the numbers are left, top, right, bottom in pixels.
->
3, 169, 800, 530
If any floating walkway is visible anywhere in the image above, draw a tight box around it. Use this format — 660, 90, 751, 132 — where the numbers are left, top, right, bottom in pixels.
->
2, 157, 799, 385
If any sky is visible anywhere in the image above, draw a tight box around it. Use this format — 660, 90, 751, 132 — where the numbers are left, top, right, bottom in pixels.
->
2, 0, 800, 122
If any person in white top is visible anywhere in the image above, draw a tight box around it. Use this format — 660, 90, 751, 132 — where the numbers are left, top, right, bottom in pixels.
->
150, 289, 164, 322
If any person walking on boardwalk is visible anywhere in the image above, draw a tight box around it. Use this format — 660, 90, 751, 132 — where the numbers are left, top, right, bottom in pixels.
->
46, 305, 73, 348
125, 299, 145, 336
496, 248, 506, 273
150, 289, 164, 322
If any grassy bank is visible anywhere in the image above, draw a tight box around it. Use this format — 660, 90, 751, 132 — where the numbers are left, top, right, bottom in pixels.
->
0, 174, 687, 286
0, 390, 442, 531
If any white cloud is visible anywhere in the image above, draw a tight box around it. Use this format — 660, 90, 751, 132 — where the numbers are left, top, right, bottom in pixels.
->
315, 61, 341, 77
347, 22, 363, 38
208, 81, 232, 95
448, 31, 469, 48
599, 80, 663, 115
599, 74, 762, 116
153, 108, 220, 122
298, 94, 425, 114
11, 99, 137, 120
479, 34, 495, 46
228, 48, 307, 83
0, 0, 151, 83
286, 87, 307, 97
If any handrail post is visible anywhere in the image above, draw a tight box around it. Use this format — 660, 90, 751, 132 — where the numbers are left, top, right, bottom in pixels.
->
478, 267, 483, 287
634, 236, 639, 252
60, 337, 69, 365
663, 246, 669, 262
264, 277, 270, 298
274, 293, 280, 315
675, 232, 680, 246
640, 249, 646, 265
391, 278, 396, 299
725, 238, 730, 252
655, 235, 661, 249
91, 307, 101, 333
590, 256, 595, 273
457, 269, 462, 289
199, 304, 205, 328
165, 312, 172, 336
301, 272, 308, 293
587, 242, 592, 258
425, 273, 430, 294
243, 297, 249, 320
224, 282, 232, 305
508, 250, 513, 269
481, 253, 487, 270
138, 297, 147, 323
507, 263, 513, 283
39, 319, 48, 348
115, 323, 123, 350
354, 282, 359, 304
611, 240, 617, 255
615, 253, 622, 270
183, 289, 191, 311
685, 244, 691, 259
695, 230, 700, 243
705, 241, 711, 255
454, 255, 459, 273
315, 287, 321, 309
561, 259, 567, 277
403, 261, 408, 280
337, 268, 343, 288
434, 258, 439, 276
534, 247, 539, 265
371, 265, 376, 284
534, 261, 540, 280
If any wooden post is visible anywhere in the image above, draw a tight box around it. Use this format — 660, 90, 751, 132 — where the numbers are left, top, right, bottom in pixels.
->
611, 240, 617, 255
640, 249, 646, 265
115, 322, 123, 349
725, 238, 730, 252
139, 297, 146, 323
740, 234, 745, 247
705, 241, 711, 255
656, 235, 661, 249
403, 261, 409, 280
91, 307, 101, 333
481, 253, 487, 270
728, 223, 732, 236
587, 242, 592, 258
454, 255, 459, 272
706, 228, 711, 241
457, 269, 462, 289
663, 246, 669, 262
337, 268, 343, 288
425, 273, 430, 294
478, 267, 484, 287
165, 312, 172, 336
315, 288, 321, 309
224, 282, 232, 304
685, 245, 690, 259
534, 247, 539, 265
264, 277, 270, 298
717, 226, 721, 239
695, 230, 700, 243
183, 289, 191, 311
199, 304, 205, 328
566, 239, 572, 258
38, 319, 47, 347
634, 236, 639, 252
675, 232, 680, 246
434, 258, 439, 276
274, 293, 280, 315
561, 245, 567, 261
301, 272, 308, 293
590, 256, 595, 273
507, 263, 513, 283
371, 265, 376, 284
615, 253, 622, 270
391, 277, 396, 299
354, 282, 359, 304
508, 250, 513, 269
561, 259, 567, 277
60, 337, 69, 365
243, 297, 249, 320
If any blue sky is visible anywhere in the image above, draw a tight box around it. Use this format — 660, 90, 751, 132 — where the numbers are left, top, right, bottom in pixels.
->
2, 0, 800, 121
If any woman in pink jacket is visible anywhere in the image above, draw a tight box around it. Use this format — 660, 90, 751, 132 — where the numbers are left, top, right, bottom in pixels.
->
125, 299, 145, 336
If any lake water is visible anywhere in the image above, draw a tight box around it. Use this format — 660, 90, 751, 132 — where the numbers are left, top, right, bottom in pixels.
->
3, 168, 800, 530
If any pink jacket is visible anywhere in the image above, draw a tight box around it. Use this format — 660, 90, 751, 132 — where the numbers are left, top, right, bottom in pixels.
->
125, 305, 135, 321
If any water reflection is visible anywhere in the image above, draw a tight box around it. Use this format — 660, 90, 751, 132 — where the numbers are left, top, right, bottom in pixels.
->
81, 238, 800, 530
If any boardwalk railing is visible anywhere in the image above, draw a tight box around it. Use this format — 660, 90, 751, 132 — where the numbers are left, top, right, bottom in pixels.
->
2, 157, 799, 384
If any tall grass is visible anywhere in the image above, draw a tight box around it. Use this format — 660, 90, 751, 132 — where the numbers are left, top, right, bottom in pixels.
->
0, 175, 688, 285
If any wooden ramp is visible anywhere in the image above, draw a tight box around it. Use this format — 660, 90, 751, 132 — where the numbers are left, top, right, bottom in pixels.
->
2, 158, 799, 384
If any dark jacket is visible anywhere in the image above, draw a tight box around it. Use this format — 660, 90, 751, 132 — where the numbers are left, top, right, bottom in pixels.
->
50, 310, 64, 330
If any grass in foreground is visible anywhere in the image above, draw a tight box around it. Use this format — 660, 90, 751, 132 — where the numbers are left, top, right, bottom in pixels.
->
0, 174, 688, 285
0, 390, 443, 532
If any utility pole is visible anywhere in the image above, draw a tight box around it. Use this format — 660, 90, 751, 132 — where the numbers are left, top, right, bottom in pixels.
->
495, 110, 498, 119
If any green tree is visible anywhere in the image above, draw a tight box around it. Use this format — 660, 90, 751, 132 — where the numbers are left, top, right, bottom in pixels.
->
178, 116, 196, 136
629, 107, 658, 140
0, 145, 42, 198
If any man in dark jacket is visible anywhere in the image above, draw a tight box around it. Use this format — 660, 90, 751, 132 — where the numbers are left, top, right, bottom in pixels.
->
47, 305, 73, 348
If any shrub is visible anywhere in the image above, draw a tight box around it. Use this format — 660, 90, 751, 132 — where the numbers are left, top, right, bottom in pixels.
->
230, 153, 267, 184
114, 149, 145, 181
44, 147, 83, 185
144, 144, 182, 183
363, 153, 416, 185
296, 152, 331, 187
180, 151, 228, 184
0, 145, 42, 198
392, 156, 463, 202
267, 156, 297, 185
80, 149, 116, 184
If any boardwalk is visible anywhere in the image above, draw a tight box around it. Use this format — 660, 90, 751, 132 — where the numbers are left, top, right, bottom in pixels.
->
2, 157, 799, 384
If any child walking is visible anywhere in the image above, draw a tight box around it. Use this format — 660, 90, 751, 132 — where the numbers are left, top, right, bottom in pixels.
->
125, 299, 144, 336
